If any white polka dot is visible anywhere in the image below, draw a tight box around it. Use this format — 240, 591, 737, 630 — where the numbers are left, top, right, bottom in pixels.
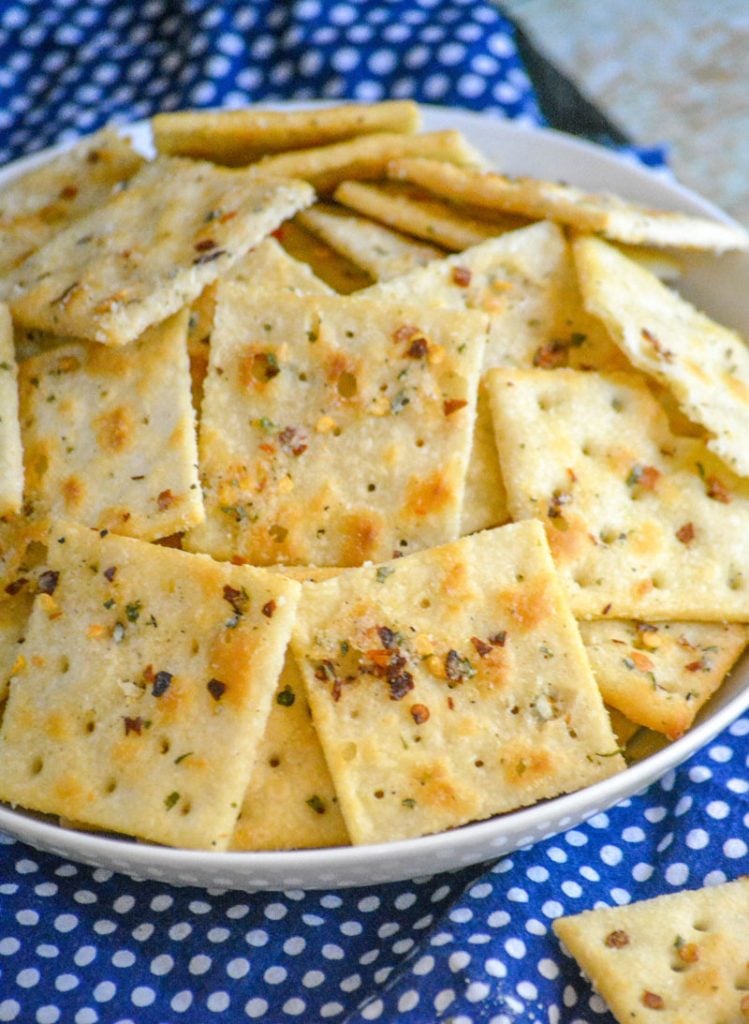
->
632, 862, 654, 882
448, 951, 470, 972
397, 989, 419, 1013
207, 992, 230, 1013
17, 910, 39, 926
150, 954, 173, 976
361, 999, 383, 1020
37, 945, 58, 959
611, 888, 632, 905
54, 914, 78, 933
580, 865, 600, 883
466, 981, 490, 1002
226, 957, 249, 980
526, 866, 549, 883
320, 1004, 344, 1018
433, 990, 455, 1013
561, 880, 582, 898
113, 896, 134, 914
689, 765, 712, 783
729, 717, 749, 736
245, 999, 268, 1019
17, 968, 40, 988
686, 828, 709, 849
507, 887, 528, 903
0, 938, 19, 955
322, 943, 345, 960
54, 974, 78, 993
547, 846, 567, 863
600, 844, 623, 866
505, 937, 526, 959
538, 957, 559, 980
622, 826, 645, 842
485, 957, 507, 979
264, 966, 287, 985
150, 894, 173, 912
340, 921, 362, 937
131, 987, 155, 1008
542, 900, 563, 919
724, 838, 747, 858
644, 805, 667, 823
0, 1000, 20, 1022
171, 991, 193, 1013
709, 744, 732, 762
704, 869, 727, 886
517, 980, 538, 1000
75, 1011, 97, 1024
525, 918, 547, 936
189, 955, 212, 976
727, 777, 749, 794
395, 891, 418, 909
706, 800, 730, 819
358, 895, 380, 912
246, 929, 268, 947
450, 907, 474, 923
665, 861, 690, 886
93, 982, 115, 1002
657, 832, 674, 853
35, 1007, 60, 1024
112, 950, 135, 968
302, 969, 325, 988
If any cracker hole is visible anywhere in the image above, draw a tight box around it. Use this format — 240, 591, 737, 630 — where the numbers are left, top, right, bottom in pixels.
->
728, 573, 744, 591
670, 965, 686, 973
599, 528, 619, 545
581, 443, 593, 457
415, 438, 425, 448
191, 639, 200, 654
342, 743, 357, 762
180, 801, 192, 816
651, 574, 668, 590
268, 756, 281, 768
611, 396, 625, 412
104, 779, 117, 795
373, 789, 384, 799
269, 524, 288, 543
474, 759, 484, 768
160, 737, 171, 755
30, 756, 43, 776
367, 483, 376, 492
693, 920, 709, 932
349, 710, 360, 720
85, 720, 96, 735
420, 598, 431, 609
59, 656, 70, 674
337, 371, 357, 398
537, 396, 552, 412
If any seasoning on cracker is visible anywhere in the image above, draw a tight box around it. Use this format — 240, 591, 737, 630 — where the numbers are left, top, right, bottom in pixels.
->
5, 156, 314, 346
291, 520, 624, 845
553, 877, 749, 1023
0, 303, 22, 516
0, 521, 301, 849
19, 309, 204, 541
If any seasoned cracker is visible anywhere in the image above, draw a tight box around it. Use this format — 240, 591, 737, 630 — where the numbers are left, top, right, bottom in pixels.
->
365, 222, 626, 533
278, 220, 373, 294
575, 235, 749, 476
184, 287, 486, 565
291, 521, 623, 845
5, 157, 313, 346
580, 619, 749, 738
0, 521, 300, 850
230, 654, 349, 851
0, 128, 143, 276
0, 304, 23, 515
187, 238, 332, 411
252, 131, 485, 195
605, 706, 640, 748
298, 203, 443, 281
388, 157, 749, 251
19, 309, 204, 540
487, 367, 749, 619
553, 877, 749, 1024
153, 101, 420, 165
334, 179, 526, 250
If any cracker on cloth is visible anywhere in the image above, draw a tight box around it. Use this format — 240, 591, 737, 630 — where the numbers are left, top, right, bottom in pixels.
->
184, 287, 486, 565
251, 131, 485, 196
580, 619, 749, 739
278, 220, 373, 294
387, 157, 749, 251
0, 304, 23, 516
0, 521, 301, 849
19, 309, 204, 541
334, 179, 527, 251
553, 877, 749, 1024
487, 367, 749, 620
298, 203, 443, 281
0, 128, 143, 277
290, 520, 623, 845
4, 157, 314, 346
152, 101, 420, 165
575, 235, 749, 476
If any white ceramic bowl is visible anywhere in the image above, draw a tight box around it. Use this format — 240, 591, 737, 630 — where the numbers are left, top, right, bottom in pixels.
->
1, 104, 747, 891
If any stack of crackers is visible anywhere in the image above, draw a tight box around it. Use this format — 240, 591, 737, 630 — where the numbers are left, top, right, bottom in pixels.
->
0, 101, 748, 857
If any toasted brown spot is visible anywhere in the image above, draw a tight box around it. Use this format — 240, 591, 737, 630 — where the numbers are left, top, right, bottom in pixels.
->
641, 991, 664, 1010
95, 405, 133, 453
404, 470, 453, 519
604, 930, 629, 948
339, 510, 383, 565
499, 579, 552, 633
410, 703, 430, 725
61, 474, 86, 510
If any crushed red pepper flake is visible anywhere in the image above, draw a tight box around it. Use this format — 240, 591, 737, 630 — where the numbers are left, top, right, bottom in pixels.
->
262, 600, 276, 618
123, 716, 143, 736
676, 522, 695, 544
445, 649, 475, 683
627, 464, 661, 490
194, 238, 217, 252
59, 184, 78, 200
641, 991, 664, 1010
604, 929, 630, 948
222, 584, 247, 615
103, 566, 117, 582
471, 636, 493, 658
410, 703, 430, 724
152, 671, 173, 697
277, 425, 309, 456
677, 942, 699, 963
602, 603, 613, 615
207, 678, 227, 701
377, 626, 398, 649
157, 489, 177, 511
392, 324, 421, 344
443, 398, 467, 417
451, 265, 471, 286
489, 631, 507, 647
706, 474, 731, 503
406, 337, 429, 359
4, 578, 28, 596
547, 488, 572, 519
641, 327, 674, 362
533, 340, 570, 369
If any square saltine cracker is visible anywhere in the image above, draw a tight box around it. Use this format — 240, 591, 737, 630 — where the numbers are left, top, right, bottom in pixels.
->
291, 521, 623, 845
184, 288, 486, 565
0, 521, 300, 849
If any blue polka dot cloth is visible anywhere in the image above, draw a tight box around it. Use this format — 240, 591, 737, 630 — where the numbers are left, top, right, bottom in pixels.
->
0, 2, 745, 1023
